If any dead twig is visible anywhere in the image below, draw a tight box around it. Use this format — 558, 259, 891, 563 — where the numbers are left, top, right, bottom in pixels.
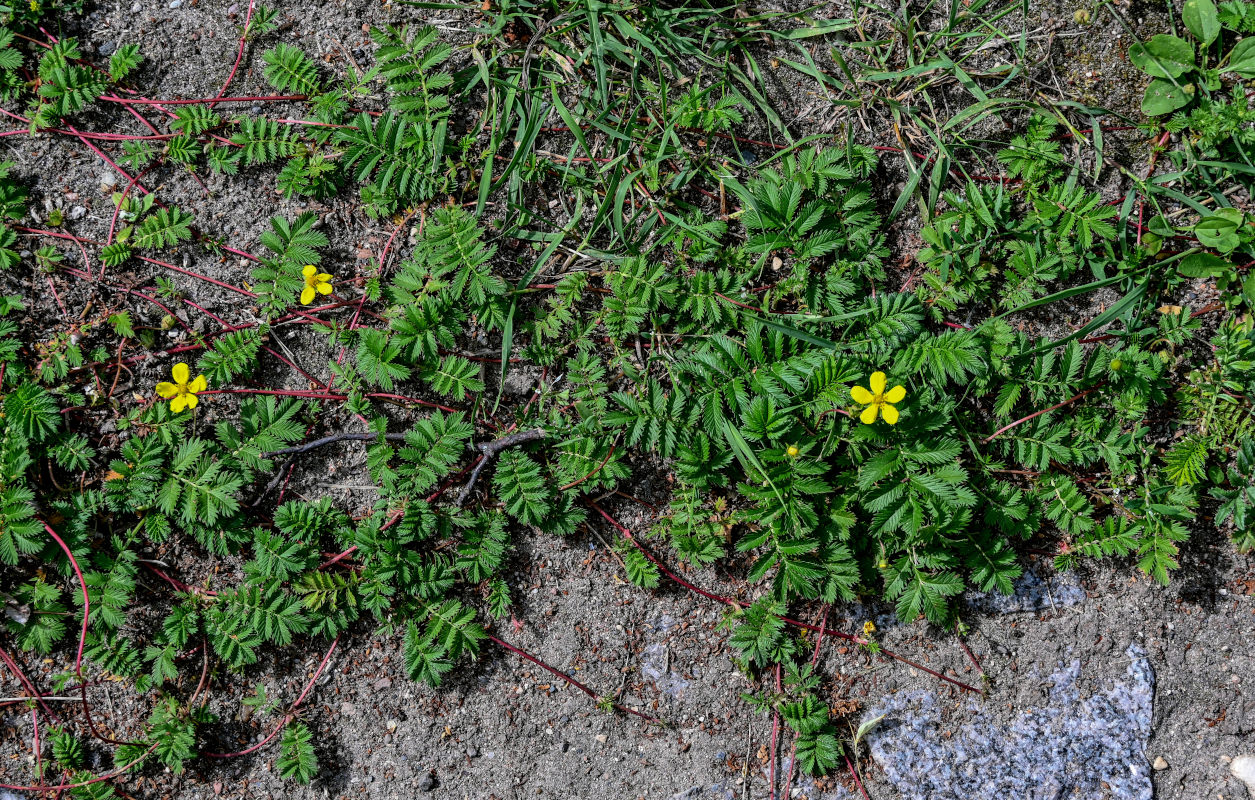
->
454, 428, 548, 506
261, 431, 408, 458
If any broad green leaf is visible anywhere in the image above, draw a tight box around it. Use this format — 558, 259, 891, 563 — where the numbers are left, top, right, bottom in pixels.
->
1141, 78, 1193, 115
1129, 35, 1196, 78
1184, 0, 1221, 45
1226, 38, 1255, 77
1193, 209, 1244, 252
1178, 252, 1231, 277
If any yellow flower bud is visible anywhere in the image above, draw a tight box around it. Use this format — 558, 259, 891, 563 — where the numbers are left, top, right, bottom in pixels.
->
786, 444, 800, 458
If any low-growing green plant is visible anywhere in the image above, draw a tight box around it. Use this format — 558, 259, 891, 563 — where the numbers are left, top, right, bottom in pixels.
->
2, 0, 1255, 794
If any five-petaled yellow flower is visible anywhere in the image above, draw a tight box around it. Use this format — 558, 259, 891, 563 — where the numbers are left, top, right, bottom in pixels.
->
863, 620, 877, 637
300, 265, 333, 305
851, 371, 906, 425
156, 362, 207, 413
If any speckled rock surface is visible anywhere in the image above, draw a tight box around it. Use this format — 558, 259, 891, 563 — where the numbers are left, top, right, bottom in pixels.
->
864, 644, 1155, 800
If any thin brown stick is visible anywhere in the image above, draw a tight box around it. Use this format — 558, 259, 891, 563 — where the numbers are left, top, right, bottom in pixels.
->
261, 432, 407, 458
454, 429, 548, 506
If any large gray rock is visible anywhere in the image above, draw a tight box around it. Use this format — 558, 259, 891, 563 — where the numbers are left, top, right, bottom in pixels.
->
864, 644, 1154, 799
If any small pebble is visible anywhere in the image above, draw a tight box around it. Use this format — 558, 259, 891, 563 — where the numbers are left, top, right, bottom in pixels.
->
465, 745, 478, 758
1152, 756, 1168, 770
417, 772, 436, 792
67, 206, 86, 220
131, 1, 141, 11
100, 172, 118, 187
98, 41, 117, 56
168, 0, 182, 7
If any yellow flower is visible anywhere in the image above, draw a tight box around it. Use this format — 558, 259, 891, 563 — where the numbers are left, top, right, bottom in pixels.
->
155, 362, 207, 413
850, 371, 906, 425
300, 265, 333, 305
863, 620, 876, 637
786, 444, 800, 458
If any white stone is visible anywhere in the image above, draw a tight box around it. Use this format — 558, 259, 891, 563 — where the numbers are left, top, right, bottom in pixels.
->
1233, 754, 1255, 799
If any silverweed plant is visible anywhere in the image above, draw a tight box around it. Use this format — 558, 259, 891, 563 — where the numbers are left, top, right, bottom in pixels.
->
0, 0, 1253, 795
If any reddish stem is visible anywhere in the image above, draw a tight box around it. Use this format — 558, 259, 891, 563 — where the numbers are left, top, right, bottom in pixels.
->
769, 663, 781, 800
135, 255, 256, 298
845, 747, 872, 800
592, 503, 981, 694
0, 645, 63, 724
102, 95, 306, 108
213, 0, 258, 107
958, 638, 985, 679
142, 562, 217, 597
0, 744, 158, 791
41, 521, 88, 673
486, 634, 659, 723
781, 606, 829, 800
981, 383, 1105, 444
317, 546, 357, 570
203, 636, 339, 758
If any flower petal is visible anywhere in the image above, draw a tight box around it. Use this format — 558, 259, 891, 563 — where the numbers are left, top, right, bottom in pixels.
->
869, 371, 886, 396
155, 381, 178, 399
881, 403, 899, 425
316, 281, 333, 295
884, 385, 906, 404
850, 385, 874, 405
172, 362, 189, 384
170, 393, 188, 413
316, 273, 333, 285
300, 286, 316, 305
183, 393, 198, 410
302, 264, 317, 278
188, 375, 207, 394
860, 403, 880, 425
